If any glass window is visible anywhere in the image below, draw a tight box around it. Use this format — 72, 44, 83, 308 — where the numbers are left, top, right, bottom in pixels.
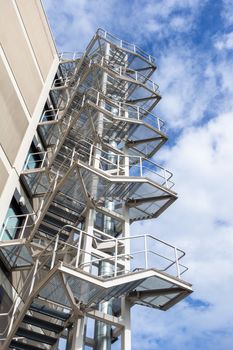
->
0, 199, 22, 241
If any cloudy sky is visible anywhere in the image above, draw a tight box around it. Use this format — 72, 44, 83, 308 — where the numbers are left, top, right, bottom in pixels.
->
42, 1, 233, 349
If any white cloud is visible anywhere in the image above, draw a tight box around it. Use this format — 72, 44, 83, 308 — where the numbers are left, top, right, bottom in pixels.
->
41, 1, 233, 349
153, 46, 220, 129
214, 32, 233, 50
131, 111, 233, 349
222, 0, 233, 26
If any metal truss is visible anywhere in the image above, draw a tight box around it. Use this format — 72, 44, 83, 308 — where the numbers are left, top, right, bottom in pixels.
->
0, 28, 192, 350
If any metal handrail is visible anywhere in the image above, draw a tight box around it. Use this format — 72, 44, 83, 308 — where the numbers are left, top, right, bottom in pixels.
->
23, 139, 174, 189
85, 87, 165, 132
96, 28, 156, 65
86, 53, 159, 93
0, 259, 40, 337
35, 224, 187, 279
24, 151, 51, 170
41, 87, 165, 133
0, 213, 36, 241
40, 108, 61, 123
0, 224, 187, 336
59, 52, 83, 61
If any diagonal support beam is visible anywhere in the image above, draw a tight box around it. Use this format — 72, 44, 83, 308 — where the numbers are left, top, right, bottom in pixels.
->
126, 136, 164, 148
127, 195, 172, 207
76, 167, 94, 208
127, 287, 185, 300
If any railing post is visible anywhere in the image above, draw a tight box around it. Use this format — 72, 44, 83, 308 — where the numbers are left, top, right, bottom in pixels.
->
19, 214, 28, 239
29, 259, 39, 294
75, 230, 83, 268
89, 144, 93, 166
174, 247, 181, 278
56, 108, 59, 121
137, 106, 140, 120
117, 155, 120, 175
164, 169, 168, 188
42, 151, 47, 168
0, 215, 10, 240
114, 239, 118, 277
152, 81, 155, 92
50, 234, 59, 269
157, 117, 161, 131
96, 91, 100, 106
144, 235, 148, 269
139, 157, 143, 176
71, 148, 75, 166
25, 153, 31, 169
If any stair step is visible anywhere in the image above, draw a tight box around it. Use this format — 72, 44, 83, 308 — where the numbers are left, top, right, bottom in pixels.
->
29, 302, 71, 321
49, 202, 80, 220
38, 223, 68, 241
44, 213, 75, 228
23, 314, 64, 334
16, 327, 57, 345
10, 340, 43, 350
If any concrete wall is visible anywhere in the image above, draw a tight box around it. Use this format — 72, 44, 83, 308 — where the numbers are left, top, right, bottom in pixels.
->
0, 0, 59, 225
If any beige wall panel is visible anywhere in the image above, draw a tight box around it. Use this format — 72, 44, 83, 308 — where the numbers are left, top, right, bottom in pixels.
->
0, 0, 42, 115
16, 0, 56, 81
0, 158, 9, 194
0, 56, 29, 164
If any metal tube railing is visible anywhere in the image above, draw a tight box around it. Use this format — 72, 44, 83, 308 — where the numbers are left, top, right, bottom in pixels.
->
69, 140, 174, 188
85, 87, 166, 132
0, 213, 36, 241
24, 139, 174, 189
24, 151, 51, 170
59, 52, 83, 61
0, 224, 187, 337
91, 53, 159, 93
33, 224, 187, 279
96, 28, 156, 65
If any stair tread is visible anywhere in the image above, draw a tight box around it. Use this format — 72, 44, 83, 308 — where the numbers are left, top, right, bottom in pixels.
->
16, 327, 57, 345
10, 340, 43, 350
23, 314, 64, 333
29, 302, 71, 321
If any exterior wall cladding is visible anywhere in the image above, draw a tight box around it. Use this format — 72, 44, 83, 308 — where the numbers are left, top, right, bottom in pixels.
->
0, 1, 192, 350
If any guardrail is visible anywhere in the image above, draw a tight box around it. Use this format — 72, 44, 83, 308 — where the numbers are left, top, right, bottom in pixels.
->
97, 28, 156, 65
86, 87, 166, 132
24, 151, 52, 170
23, 139, 173, 189
91, 54, 159, 93
33, 225, 187, 279
0, 224, 188, 338
59, 52, 83, 61
0, 213, 36, 241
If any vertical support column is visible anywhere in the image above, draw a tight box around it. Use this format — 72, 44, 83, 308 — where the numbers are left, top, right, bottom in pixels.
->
121, 299, 131, 350
71, 209, 95, 349
94, 41, 113, 350
70, 317, 86, 350
120, 144, 132, 349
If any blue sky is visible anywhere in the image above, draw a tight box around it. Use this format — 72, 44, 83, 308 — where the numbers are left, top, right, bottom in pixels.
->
42, 1, 233, 349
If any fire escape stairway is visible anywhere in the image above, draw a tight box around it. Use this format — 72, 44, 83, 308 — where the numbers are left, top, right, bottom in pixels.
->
0, 29, 194, 350
4, 259, 192, 350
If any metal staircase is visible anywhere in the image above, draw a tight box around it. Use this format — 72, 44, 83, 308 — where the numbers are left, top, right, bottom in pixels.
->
0, 28, 192, 350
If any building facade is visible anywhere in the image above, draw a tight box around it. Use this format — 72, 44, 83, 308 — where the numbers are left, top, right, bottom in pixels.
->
0, 1, 192, 349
